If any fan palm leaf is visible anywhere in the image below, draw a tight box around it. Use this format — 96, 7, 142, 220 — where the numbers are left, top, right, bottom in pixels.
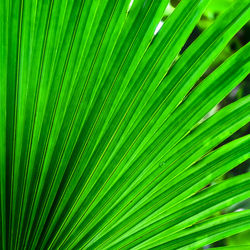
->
0, 0, 250, 249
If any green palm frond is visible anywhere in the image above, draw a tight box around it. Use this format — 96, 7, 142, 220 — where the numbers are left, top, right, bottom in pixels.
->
0, 0, 249, 249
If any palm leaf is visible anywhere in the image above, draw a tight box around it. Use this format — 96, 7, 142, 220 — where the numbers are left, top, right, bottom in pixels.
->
0, 0, 249, 249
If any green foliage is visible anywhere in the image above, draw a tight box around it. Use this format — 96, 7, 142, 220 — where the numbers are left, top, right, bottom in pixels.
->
0, 0, 249, 249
